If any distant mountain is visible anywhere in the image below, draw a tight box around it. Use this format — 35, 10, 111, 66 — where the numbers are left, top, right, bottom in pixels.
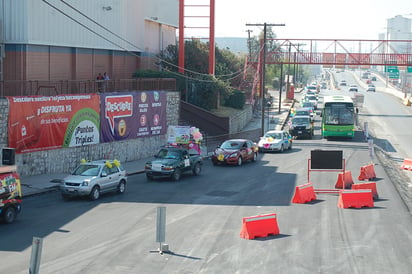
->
215, 37, 248, 54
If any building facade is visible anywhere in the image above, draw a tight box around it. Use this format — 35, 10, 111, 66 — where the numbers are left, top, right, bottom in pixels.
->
0, 0, 178, 93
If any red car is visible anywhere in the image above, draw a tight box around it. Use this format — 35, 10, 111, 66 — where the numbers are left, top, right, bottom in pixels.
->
211, 139, 258, 166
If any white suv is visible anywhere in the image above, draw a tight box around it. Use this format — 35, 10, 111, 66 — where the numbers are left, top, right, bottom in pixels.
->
60, 160, 127, 200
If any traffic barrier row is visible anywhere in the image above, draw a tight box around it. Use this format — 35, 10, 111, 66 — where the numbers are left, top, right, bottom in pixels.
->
335, 171, 354, 189
337, 189, 374, 208
400, 158, 412, 171
351, 182, 379, 199
240, 213, 280, 240
358, 164, 376, 181
292, 182, 317, 204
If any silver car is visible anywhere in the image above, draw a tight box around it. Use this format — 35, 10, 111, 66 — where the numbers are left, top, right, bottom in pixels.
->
60, 160, 127, 200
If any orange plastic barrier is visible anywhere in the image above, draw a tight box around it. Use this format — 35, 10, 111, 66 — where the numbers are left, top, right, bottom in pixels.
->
292, 182, 317, 203
400, 158, 412, 171
358, 164, 377, 181
335, 171, 354, 189
240, 213, 280, 240
337, 189, 374, 208
351, 182, 379, 199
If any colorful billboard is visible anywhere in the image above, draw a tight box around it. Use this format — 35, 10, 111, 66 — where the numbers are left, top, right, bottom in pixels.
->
7, 94, 100, 153
100, 91, 167, 142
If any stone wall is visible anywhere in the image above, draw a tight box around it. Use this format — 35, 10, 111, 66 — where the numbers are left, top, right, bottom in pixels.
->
0, 91, 180, 176
228, 104, 253, 133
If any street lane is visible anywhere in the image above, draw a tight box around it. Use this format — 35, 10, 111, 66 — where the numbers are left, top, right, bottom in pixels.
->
1, 78, 412, 273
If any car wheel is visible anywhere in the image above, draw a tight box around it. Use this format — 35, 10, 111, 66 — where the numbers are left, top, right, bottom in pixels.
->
172, 169, 181, 181
280, 145, 284, 153
89, 186, 100, 200
3, 207, 17, 224
192, 162, 202, 176
237, 157, 242, 166
117, 180, 126, 194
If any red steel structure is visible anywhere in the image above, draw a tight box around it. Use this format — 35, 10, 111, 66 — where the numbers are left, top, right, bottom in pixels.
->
254, 38, 412, 66
178, 0, 215, 75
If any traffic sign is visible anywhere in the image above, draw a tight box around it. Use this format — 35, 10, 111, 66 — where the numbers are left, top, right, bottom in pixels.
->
385, 65, 399, 73
389, 71, 400, 79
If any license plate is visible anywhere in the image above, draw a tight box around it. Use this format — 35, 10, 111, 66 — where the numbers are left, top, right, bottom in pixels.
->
67, 188, 75, 192
298, 131, 302, 134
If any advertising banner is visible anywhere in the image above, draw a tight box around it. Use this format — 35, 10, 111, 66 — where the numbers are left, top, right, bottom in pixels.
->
100, 91, 167, 142
8, 94, 100, 153
0, 171, 22, 202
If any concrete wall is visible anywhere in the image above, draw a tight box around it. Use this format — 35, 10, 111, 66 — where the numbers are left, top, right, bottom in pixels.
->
0, 91, 180, 176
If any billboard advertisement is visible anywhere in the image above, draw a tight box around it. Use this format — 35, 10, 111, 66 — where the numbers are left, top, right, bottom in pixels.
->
8, 95, 100, 153
100, 91, 167, 142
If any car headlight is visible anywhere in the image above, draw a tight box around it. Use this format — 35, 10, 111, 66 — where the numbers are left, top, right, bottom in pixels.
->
145, 163, 152, 169
81, 180, 90, 186
229, 152, 238, 158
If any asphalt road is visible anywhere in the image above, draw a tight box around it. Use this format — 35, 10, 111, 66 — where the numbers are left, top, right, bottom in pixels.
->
1, 78, 412, 274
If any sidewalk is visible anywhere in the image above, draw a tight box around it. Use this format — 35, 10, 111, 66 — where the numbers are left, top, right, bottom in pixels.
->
19, 92, 297, 197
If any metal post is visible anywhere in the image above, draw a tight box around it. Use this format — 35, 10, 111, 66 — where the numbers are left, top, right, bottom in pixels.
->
260, 23, 267, 136
279, 63, 283, 114
156, 206, 167, 254
29, 237, 43, 274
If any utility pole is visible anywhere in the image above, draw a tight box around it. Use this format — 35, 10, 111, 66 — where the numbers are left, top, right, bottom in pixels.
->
246, 29, 253, 61
246, 23, 285, 136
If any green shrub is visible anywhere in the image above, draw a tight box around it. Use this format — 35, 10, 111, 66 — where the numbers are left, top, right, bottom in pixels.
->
225, 90, 245, 109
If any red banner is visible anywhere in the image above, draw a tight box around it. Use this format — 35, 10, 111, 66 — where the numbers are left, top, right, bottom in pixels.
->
335, 53, 346, 69
8, 94, 100, 153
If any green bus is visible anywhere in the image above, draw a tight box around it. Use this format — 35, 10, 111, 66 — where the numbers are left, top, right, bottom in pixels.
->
321, 95, 355, 138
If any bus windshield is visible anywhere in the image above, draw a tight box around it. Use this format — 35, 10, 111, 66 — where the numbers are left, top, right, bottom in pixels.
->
323, 105, 354, 125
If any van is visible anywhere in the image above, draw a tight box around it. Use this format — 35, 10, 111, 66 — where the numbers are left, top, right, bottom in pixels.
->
0, 166, 22, 224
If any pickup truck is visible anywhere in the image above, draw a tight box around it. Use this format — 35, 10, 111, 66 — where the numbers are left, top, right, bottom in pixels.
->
144, 146, 203, 181
0, 165, 22, 224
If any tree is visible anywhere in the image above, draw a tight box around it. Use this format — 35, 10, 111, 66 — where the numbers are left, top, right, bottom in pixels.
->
157, 39, 243, 110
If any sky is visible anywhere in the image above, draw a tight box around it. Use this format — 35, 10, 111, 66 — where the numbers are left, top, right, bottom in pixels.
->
183, 0, 412, 40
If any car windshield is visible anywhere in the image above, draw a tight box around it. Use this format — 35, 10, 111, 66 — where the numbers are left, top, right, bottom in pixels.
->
264, 132, 282, 139
306, 95, 317, 100
302, 102, 313, 108
72, 164, 100, 176
293, 117, 310, 124
156, 149, 180, 159
296, 110, 309, 115
221, 141, 242, 149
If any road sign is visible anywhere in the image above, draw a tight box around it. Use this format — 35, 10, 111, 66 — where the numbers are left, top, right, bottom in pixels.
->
385, 65, 399, 73
389, 71, 400, 79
